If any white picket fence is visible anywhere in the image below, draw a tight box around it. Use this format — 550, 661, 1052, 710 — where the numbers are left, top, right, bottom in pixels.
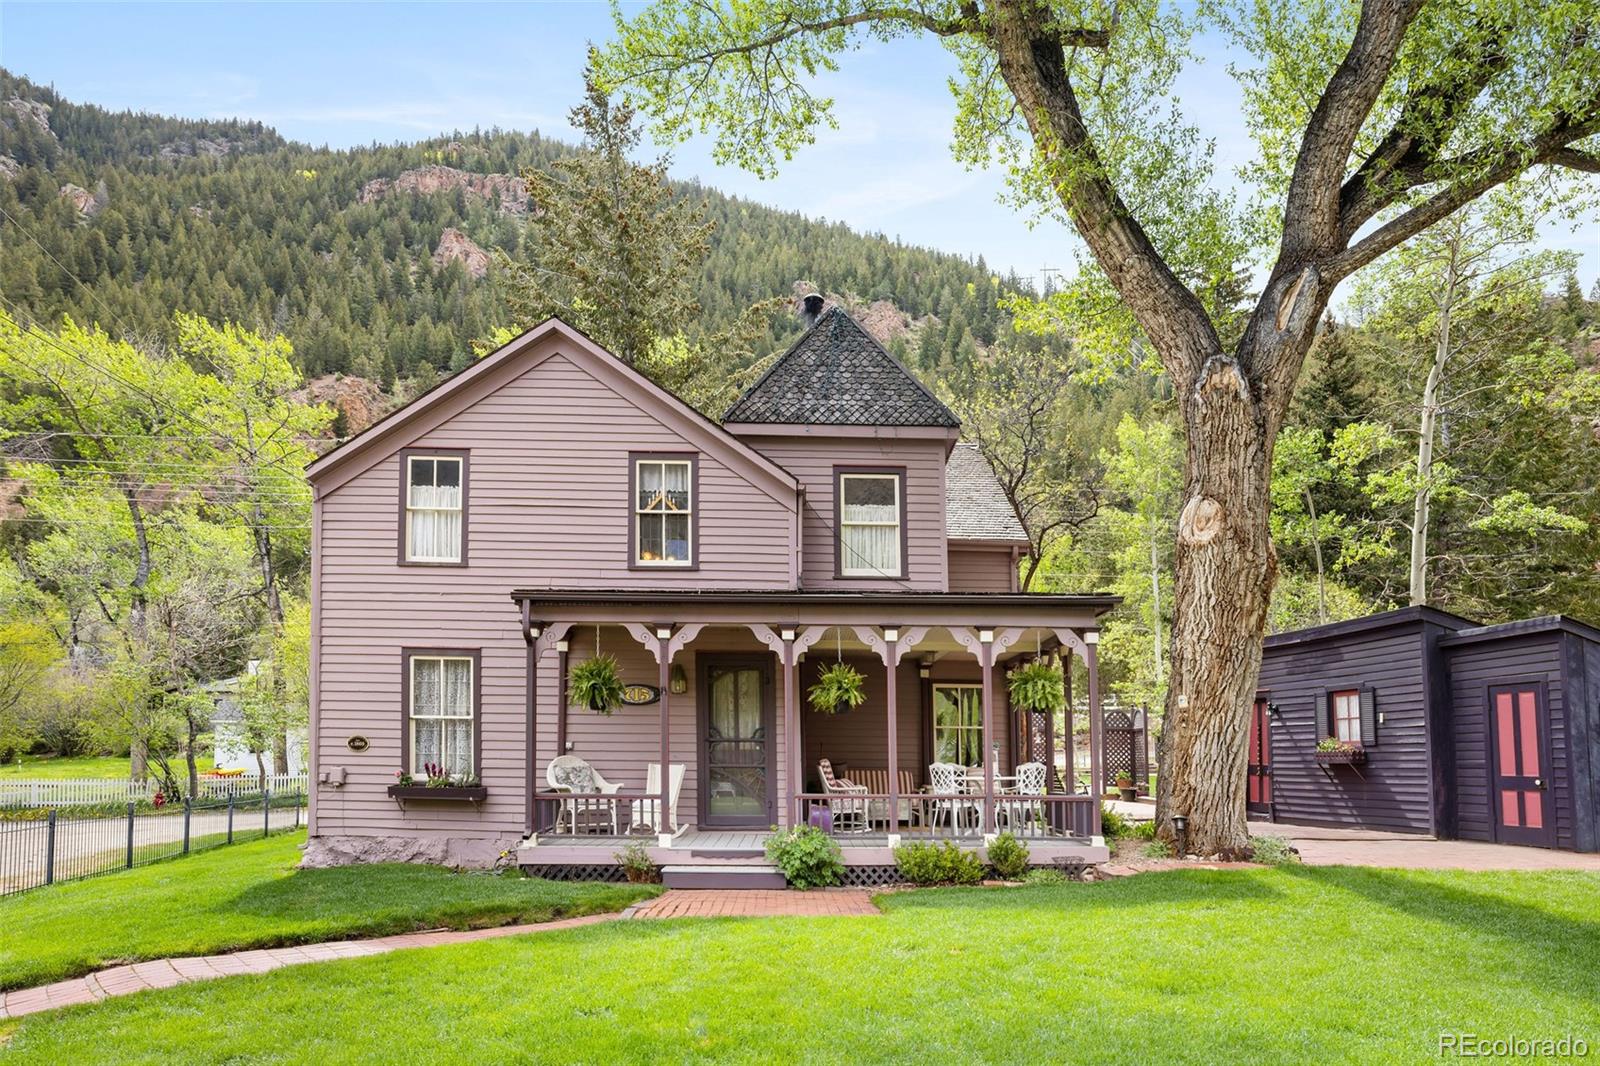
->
0, 773, 308, 809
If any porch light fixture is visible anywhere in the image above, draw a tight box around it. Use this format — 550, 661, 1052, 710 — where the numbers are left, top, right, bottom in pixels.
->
780, 627, 797, 643
978, 628, 995, 644
670, 662, 688, 694
654, 624, 673, 641
882, 626, 900, 643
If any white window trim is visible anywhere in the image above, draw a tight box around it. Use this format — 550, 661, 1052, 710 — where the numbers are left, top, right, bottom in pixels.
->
409, 654, 475, 775
405, 455, 464, 563
1332, 689, 1361, 744
634, 458, 694, 567
932, 683, 984, 766
839, 472, 902, 577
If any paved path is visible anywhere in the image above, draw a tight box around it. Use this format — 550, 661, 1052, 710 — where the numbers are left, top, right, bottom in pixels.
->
626, 889, 881, 919
1106, 798, 1600, 871
0, 914, 616, 1020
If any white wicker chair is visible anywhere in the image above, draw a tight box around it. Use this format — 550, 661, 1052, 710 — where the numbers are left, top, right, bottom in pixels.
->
817, 759, 869, 832
628, 762, 686, 835
546, 755, 623, 834
928, 762, 978, 833
998, 761, 1048, 832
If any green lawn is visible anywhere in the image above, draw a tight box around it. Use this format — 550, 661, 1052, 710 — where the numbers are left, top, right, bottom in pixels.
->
0, 831, 658, 991
0, 754, 215, 779
4, 864, 1598, 1063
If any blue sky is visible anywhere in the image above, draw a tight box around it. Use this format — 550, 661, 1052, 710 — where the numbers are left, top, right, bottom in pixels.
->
2, 1, 1594, 288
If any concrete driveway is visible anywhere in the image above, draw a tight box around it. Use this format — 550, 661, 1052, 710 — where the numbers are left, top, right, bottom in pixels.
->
1106, 798, 1600, 871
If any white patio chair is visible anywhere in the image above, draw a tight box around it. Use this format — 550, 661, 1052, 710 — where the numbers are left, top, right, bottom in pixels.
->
629, 762, 686, 835
546, 755, 623, 834
817, 759, 869, 832
999, 761, 1048, 832
928, 762, 978, 833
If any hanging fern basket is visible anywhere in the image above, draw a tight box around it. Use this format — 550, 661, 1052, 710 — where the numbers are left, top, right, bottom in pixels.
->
1008, 659, 1066, 714
568, 653, 626, 715
809, 661, 867, 715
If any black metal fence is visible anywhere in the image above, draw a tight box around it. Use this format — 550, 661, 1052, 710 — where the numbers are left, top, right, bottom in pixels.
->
0, 790, 305, 898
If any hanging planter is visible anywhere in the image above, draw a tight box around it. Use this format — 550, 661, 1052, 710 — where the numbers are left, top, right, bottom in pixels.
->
809, 661, 866, 715
568, 653, 626, 714
1008, 658, 1066, 714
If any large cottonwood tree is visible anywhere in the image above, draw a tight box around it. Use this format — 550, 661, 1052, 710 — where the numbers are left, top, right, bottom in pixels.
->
599, 0, 1600, 852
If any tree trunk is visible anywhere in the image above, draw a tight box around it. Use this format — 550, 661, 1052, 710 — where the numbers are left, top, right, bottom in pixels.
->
256, 749, 268, 793
1409, 260, 1456, 606
1149, 526, 1164, 687
186, 716, 200, 802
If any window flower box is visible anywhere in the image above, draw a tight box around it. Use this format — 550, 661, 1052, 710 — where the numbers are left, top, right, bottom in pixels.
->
1314, 742, 1366, 766
386, 784, 488, 802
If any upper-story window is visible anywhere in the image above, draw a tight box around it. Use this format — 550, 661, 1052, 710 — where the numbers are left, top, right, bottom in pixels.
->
633, 455, 695, 567
402, 451, 466, 565
838, 469, 904, 578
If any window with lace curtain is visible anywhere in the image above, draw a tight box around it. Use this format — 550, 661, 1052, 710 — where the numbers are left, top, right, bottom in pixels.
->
406, 652, 476, 776
837, 470, 904, 578
402, 452, 466, 564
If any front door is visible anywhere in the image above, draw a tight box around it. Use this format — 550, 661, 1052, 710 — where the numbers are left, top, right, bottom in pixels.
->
1247, 695, 1272, 816
1488, 684, 1555, 847
699, 656, 775, 827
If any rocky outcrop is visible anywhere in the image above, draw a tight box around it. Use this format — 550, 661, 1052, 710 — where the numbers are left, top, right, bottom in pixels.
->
292, 374, 389, 435
358, 164, 528, 215
856, 299, 914, 345
59, 183, 101, 217
0, 156, 19, 181
158, 137, 246, 161
3, 96, 54, 140
300, 832, 521, 870
432, 227, 490, 278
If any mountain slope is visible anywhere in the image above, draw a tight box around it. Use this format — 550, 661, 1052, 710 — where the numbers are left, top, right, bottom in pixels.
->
0, 69, 1015, 385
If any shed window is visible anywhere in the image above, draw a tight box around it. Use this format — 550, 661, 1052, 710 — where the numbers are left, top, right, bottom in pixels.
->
405, 455, 464, 563
409, 655, 474, 776
634, 458, 693, 565
1331, 689, 1361, 744
839, 472, 902, 577
932, 684, 984, 766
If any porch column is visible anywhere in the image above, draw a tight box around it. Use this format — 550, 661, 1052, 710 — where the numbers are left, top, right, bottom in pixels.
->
979, 630, 995, 836
654, 623, 673, 846
780, 629, 798, 828
519, 606, 544, 837
884, 628, 899, 842
1086, 631, 1103, 832
555, 636, 570, 756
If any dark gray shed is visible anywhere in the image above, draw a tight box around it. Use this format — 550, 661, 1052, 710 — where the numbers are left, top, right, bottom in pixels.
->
1255, 607, 1600, 852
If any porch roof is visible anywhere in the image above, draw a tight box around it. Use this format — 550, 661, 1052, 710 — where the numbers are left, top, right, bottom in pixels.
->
508, 588, 1120, 626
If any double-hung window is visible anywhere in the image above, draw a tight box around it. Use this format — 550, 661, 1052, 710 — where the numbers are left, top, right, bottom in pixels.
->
634, 456, 694, 566
403, 453, 465, 564
408, 653, 475, 776
838, 470, 903, 577
1331, 689, 1361, 743
932, 684, 984, 766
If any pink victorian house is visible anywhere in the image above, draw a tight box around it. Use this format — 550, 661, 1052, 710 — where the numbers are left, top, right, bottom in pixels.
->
305, 298, 1115, 885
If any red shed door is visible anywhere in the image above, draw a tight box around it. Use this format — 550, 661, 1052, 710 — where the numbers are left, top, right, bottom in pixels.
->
1488, 685, 1554, 848
1246, 696, 1272, 816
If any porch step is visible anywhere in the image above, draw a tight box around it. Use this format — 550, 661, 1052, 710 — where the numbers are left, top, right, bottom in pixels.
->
687, 848, 766, 859
661, 864, 787, 890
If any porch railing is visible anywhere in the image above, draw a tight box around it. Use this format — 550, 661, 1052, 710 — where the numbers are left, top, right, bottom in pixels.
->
531, 790, 668, 836
794, 792, 1097, 840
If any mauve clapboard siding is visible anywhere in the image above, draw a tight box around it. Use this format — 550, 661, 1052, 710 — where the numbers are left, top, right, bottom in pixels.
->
747, 435, 948, 590
313, 350, 798, 838
1258, 620, 1434, 833
1443, 632, 1573, 849
948, 546, 1018, 593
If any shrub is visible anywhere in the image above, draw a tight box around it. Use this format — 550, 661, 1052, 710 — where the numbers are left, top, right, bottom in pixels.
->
1130, 820, 1157, 841
613, 841, 660, 883
764, 825, 844, 889
893, 841, 985, 886
1024, 867, 1070, 885
1100, 808, 1130, 840
1140, 839, 1174, 860
986, 833, 1030, 880
1249, 835, 1299, 865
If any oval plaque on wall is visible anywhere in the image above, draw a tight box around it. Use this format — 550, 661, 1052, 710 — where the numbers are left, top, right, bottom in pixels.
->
620, 685, 661, 706
347, 735, 370, 752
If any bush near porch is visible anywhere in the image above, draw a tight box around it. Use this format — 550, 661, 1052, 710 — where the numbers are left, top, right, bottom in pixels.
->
5, 865, 1598, 1063
0, 831, 658, 991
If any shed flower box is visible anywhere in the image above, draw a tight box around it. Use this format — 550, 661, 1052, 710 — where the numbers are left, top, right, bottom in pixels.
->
386, 785, 489, 802
1314, 741, 1366, 766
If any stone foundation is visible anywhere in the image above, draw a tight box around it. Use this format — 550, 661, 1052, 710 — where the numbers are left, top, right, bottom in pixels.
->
301, 832, 522, 870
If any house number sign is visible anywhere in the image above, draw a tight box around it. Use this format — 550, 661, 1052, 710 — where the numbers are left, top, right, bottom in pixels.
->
347, 735, 370, 752
620, 685, 661, 706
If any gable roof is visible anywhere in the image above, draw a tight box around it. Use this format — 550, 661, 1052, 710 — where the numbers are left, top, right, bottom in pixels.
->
722, 306, 960, 428
946, 443, 1028, 543
304, 317, 798, 501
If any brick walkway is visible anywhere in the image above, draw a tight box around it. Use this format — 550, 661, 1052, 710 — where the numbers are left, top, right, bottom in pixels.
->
0, 913, 616, 1021
627, 889, 881, 919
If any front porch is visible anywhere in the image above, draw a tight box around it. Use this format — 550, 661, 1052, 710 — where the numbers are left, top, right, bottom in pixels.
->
511, 590, 1116, 883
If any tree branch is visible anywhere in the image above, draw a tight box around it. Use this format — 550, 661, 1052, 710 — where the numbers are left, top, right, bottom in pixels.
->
1550, 147, 1600, 174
